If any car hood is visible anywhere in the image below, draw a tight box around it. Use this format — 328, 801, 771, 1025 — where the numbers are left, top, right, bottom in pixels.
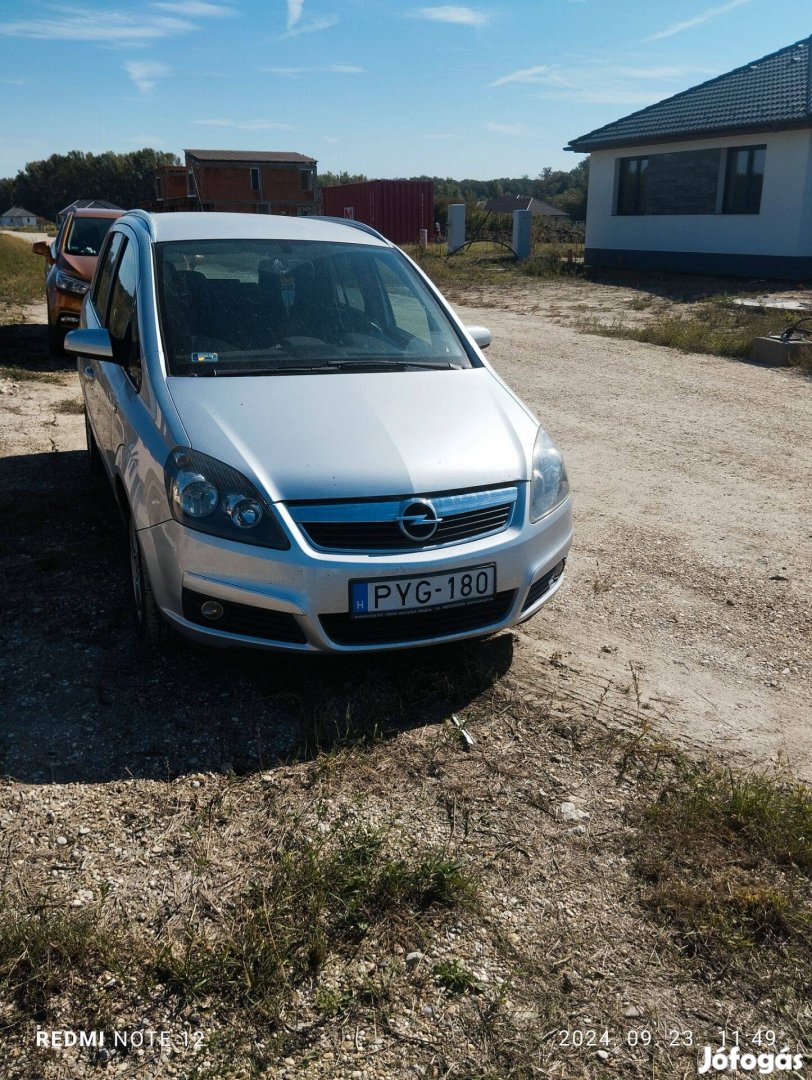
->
59, 253, 96, 281
166, 368, 537, 502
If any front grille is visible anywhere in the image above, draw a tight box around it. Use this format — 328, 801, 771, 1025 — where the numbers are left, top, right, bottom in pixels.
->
182, 588, 306, 644
303, 504, 512, 550
320, 590, 516, 646
290, 486, 519, 553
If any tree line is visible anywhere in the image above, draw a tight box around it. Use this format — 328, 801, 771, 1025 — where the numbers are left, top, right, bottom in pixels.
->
2, 150, 588, 224
0, 149, 180, 222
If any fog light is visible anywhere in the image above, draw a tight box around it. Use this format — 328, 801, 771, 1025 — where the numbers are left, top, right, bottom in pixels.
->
200, 601, 224, 620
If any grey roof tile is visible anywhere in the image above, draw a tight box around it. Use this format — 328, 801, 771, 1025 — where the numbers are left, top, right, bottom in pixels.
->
567, 36, 812, 151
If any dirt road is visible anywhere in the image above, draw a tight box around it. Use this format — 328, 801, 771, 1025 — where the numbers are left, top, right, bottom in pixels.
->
0, 296, 809, 781
461, 302, 811, 777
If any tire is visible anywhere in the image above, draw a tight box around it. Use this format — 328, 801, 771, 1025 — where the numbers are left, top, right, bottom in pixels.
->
48, 320, 66, 356
128, 513, 171, 648
85, 409, 103, 475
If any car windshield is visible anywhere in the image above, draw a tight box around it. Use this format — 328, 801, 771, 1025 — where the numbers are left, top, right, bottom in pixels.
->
155, 239, 475, 375
65, 217, 115, 256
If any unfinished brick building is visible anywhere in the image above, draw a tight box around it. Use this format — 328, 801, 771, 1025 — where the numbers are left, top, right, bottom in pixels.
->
152, 149, 318, 215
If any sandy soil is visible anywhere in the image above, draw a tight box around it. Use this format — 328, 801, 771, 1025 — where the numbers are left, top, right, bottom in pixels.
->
462, 302, 811, 777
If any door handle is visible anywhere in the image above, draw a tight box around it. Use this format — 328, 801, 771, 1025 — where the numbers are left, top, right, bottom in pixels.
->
83, 365, 95, 381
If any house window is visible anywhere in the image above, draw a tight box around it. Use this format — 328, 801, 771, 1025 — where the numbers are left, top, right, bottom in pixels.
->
250, 167, 260, 191
722, 146, 765, 214
300, 169, 314, 193
186, 170, 195, 197
616, 157, 649, 215
155, 177, 162, 200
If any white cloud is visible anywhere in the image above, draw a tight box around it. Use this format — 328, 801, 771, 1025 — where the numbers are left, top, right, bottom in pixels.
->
643, 0, 750, 42
322, 136, 340, 144
264, 64, 364, 76
490, 65, 572, 88
194, 118, 295, 130
125, 59, 170, 92
412, 6, 489, 27
284, 14, 338, 35
0, 8, 195, 42
286, 0, 303, 31
152, 1, 235, 14
485, 122, 530, 137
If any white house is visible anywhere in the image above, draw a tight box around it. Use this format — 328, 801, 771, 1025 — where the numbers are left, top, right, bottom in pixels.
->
566, 36, 812, 278
0, 206, 38, 227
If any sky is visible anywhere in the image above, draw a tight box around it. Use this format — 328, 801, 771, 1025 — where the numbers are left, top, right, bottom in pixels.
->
0, 0, 810, 182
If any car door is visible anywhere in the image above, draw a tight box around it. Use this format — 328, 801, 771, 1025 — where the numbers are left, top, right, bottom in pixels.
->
80, 229, 124, 464
96, 234, 143, 477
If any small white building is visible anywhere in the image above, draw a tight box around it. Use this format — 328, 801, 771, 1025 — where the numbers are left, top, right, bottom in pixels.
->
0, 206, 38, 227
566, 36, 812, 278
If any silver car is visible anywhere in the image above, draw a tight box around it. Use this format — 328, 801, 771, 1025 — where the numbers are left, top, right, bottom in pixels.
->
65, 211, 572, 653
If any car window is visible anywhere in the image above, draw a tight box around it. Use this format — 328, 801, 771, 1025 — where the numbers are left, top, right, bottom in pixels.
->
155, 239, 474, 376
65, 216, 116, 256
92, 231, 125, 319
106, 239, 142, 389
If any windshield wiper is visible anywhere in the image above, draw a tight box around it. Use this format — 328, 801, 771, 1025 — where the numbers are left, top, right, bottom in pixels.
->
327, 360, 455, 372
189, 364, 338, 376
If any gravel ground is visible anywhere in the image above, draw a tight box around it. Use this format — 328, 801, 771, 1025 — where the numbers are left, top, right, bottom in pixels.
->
0, 283, 810, 1078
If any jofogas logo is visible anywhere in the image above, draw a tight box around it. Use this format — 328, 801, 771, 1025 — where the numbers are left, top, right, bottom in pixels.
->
698, 1045, 805, 1074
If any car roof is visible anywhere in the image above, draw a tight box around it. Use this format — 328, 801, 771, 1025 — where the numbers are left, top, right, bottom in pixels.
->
70, 208, 124, 220
126, 211, 391, 248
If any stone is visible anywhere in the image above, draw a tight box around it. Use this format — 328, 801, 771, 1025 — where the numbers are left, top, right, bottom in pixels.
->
557, 802, 589, 823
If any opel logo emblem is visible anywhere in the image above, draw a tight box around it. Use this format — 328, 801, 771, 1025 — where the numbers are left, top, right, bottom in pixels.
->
398, 499, 440, 542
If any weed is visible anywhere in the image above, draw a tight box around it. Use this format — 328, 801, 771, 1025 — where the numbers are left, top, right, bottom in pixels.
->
55, 397, 84, 414
0, 901, 125, 1026
576, 301, 791, 360
635, 765, 812, 990
150, 823, 476, 1024
0, 365, 63, 383
433, 958, 481, 994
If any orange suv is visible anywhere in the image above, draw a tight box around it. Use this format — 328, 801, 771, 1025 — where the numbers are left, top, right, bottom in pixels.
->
34, 207, 122, 353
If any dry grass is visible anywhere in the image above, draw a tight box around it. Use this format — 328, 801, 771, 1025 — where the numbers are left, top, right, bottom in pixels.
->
575, 300, 802, 361
0, 233, 44, 310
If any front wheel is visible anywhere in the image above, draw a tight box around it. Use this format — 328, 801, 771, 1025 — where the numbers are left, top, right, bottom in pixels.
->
128, 514, 171, 648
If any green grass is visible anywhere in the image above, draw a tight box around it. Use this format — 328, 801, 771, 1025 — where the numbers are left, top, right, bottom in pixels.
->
150, 822, 476, 1022
636, 765, 812, 993
433, 958, 481, 994
0, 233, 45, 309
576, 300, 800, 360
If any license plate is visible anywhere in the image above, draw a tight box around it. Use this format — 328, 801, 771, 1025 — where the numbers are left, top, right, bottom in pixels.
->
349, 564, 496, 618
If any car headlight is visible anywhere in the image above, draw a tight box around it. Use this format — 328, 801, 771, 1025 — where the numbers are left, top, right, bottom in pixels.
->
165, 447, 289, 549
55, 270, 90, 295
529, 427, 570, 522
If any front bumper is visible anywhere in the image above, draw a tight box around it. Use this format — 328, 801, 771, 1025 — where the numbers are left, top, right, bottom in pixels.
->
138, 497, 573, 653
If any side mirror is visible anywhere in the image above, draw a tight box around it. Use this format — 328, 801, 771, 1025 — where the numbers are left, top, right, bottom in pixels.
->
467, 325, 492, 350
32, 241, 51, 258
64, 328, 114, 361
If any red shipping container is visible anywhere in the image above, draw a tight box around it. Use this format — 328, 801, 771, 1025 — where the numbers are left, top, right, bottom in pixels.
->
320, 180, 434, 245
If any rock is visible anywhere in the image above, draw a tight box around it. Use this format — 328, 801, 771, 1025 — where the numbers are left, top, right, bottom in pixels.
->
557, 802, 589, 823
56, 835, 68, 846
420, 1005, 435, 1018
568, 824, 588, 835
623, 1004, 643, 1018
406, 951, 425, 967
596, 1049, 610, 1061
